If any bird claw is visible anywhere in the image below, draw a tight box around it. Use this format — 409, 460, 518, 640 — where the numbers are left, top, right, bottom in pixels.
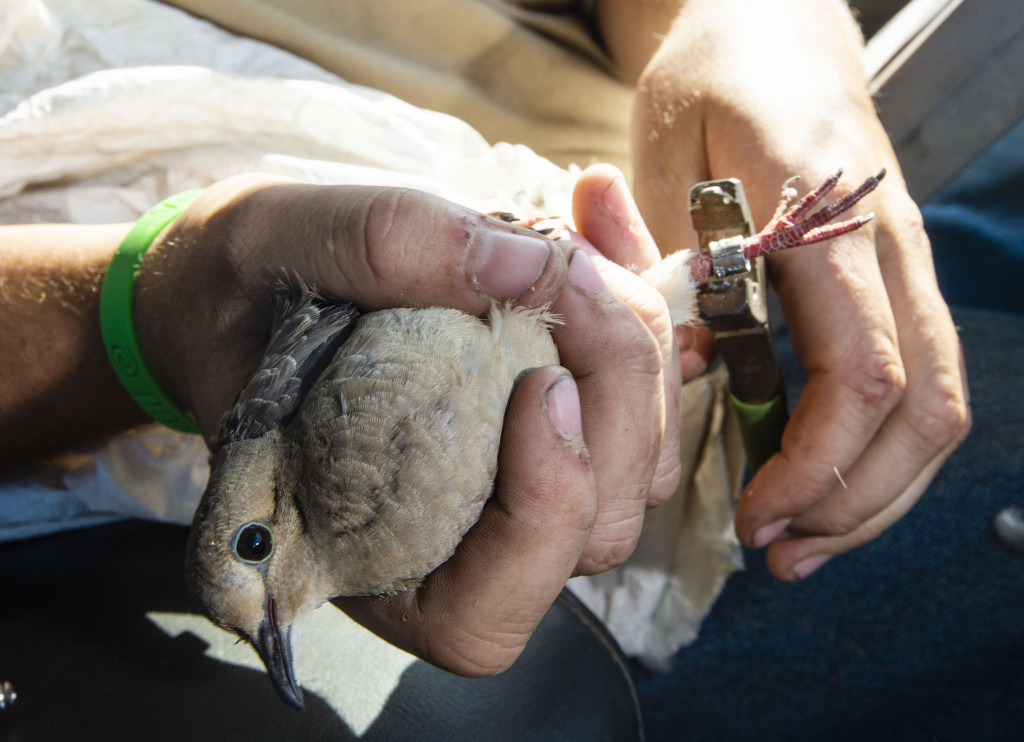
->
742, 168, 886, 260
487, 212, 569, 240
767, 174, 805, 227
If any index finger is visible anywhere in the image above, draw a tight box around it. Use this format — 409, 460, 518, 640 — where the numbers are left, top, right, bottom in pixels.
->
188, 176, 570, 312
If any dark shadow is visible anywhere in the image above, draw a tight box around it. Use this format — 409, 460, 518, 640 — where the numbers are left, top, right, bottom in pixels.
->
0, 521, 642, 741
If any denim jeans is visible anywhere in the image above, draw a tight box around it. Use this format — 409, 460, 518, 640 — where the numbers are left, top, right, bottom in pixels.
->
635, 307, 1024, 742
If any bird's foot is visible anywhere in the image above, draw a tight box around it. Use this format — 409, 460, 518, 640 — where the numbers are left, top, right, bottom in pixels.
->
489, 212, 568, 241
741, 168, 886, 260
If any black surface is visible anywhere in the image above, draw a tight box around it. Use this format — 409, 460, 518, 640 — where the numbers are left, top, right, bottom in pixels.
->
0, 520, 642, 741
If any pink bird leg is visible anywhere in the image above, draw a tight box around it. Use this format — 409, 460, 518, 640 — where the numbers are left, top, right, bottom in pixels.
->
689, 168, 886, 284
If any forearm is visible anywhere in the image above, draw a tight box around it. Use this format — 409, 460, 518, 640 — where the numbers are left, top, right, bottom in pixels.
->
593, 0, 681, 82
0, 223, 146, 470
597, 0, 865, 85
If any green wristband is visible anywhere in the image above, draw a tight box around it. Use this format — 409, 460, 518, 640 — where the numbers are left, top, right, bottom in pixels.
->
100, 190, 204, 434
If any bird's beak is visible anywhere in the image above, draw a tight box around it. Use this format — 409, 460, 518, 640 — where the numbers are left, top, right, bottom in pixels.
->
253, 594, 304, 709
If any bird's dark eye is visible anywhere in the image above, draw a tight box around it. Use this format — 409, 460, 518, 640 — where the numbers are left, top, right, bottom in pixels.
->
233, 523, 273, 563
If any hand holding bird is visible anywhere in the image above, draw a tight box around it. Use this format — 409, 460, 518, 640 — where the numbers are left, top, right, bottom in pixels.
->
126, 170, 675, 701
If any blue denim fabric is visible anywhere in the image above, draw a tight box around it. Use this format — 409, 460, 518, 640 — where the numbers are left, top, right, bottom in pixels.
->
634, 119, 1024, 739
924, 117, 1024, 313
634, 307, 1024, 741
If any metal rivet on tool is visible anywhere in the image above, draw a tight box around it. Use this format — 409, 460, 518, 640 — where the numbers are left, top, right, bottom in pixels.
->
0, 681, 17, 711
993, 506, 1024, 553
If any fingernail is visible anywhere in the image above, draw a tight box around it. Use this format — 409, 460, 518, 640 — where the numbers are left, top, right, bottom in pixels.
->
473, 230, 551, 300
790, 554, 831, 580
567, 249, 606, 294
548, 376, 582, 440
601, 175, 634, 226
752, 518, 791, 548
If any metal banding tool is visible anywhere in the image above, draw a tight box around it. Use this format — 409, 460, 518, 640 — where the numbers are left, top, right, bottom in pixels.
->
690, 178, 788, 474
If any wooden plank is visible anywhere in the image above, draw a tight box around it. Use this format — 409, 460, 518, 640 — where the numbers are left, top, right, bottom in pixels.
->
866, 0, 1024, 202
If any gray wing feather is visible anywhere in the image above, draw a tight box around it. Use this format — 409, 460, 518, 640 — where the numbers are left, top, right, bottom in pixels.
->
215, 292, 359, 448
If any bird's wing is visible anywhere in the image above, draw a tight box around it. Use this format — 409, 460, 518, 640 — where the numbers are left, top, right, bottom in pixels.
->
215, 292, 359, 449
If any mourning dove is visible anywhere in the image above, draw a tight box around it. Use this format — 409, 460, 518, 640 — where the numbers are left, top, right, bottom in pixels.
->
187, 296, 558, 707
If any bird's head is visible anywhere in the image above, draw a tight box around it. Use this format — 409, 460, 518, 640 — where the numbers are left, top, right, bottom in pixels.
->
186, 432, 321, 709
